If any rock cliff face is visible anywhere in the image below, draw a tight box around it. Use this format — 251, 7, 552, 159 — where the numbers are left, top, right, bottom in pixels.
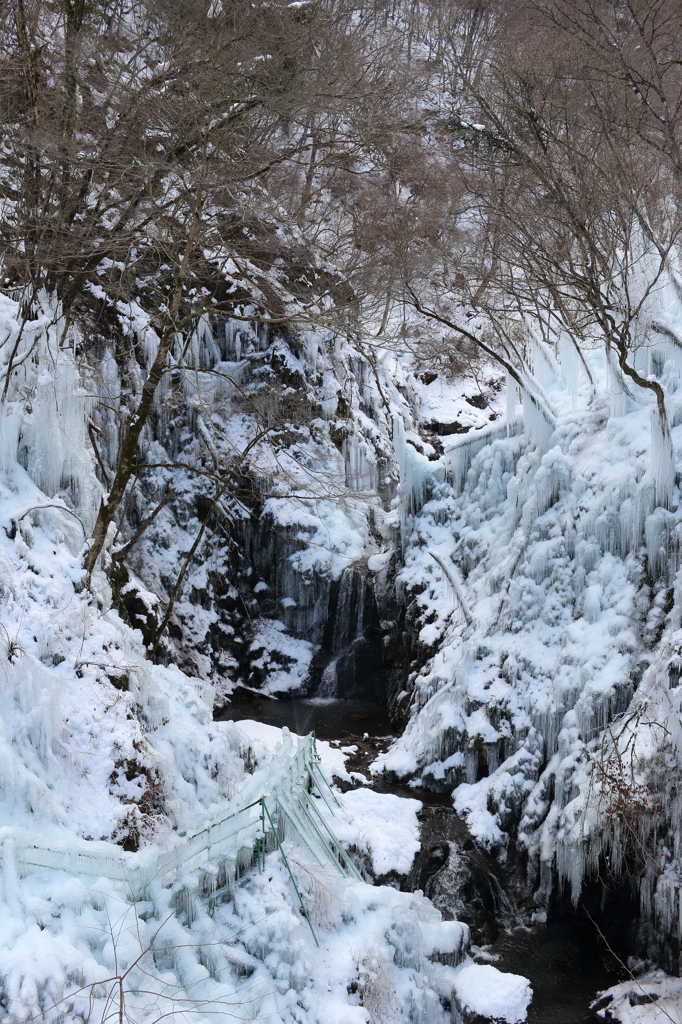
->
115, 309, 503, 713
105, 315, 408, 704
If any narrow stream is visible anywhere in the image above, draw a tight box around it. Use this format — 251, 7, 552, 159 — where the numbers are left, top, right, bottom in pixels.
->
491, 920, 622, 1024
217, 695, 623, 1023
217, 695, 394, 740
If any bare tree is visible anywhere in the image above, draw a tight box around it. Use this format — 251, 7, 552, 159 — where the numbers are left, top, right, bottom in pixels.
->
0, 0, 423, 578
341, 1, 682, 506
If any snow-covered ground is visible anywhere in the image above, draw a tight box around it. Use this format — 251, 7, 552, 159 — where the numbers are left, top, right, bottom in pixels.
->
592, 973, 682, 1023
453, 963, 532, 1023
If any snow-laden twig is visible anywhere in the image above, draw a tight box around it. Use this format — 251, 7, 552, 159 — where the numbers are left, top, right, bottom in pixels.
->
427, 549, 473, 626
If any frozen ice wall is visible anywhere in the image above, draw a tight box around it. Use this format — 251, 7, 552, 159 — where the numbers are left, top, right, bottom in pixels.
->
123, 313, 420, 696
377, 270, 682, 955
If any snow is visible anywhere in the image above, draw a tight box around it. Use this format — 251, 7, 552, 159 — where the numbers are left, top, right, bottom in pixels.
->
336, 788, 422, 875
592, 972, 682, 1023
228, 718, 355, 782
367, 549, 392, 571
418, 370, 504, 433
453, 962, 533, 1023
248, 619, 315, 694
234, 718, 291, 750
265, 495, 368, 579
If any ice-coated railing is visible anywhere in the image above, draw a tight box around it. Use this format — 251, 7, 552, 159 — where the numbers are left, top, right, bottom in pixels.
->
0, 733, 360, 903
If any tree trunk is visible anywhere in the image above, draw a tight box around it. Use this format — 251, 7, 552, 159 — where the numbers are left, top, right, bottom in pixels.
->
84, 324, 175, 573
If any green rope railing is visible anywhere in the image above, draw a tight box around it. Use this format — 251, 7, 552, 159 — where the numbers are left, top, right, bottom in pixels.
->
260, 797, 319, 946
3, 731, 359, 937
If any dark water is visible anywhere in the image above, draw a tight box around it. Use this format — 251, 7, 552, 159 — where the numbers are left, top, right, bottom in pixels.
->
217, 695, 623, 1022
216, 696, 394, 741
490, 919, 623, 1024
371, 778, 455, 807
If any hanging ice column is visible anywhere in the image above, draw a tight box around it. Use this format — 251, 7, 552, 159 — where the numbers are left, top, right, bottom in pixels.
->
443, 415, 523, 496
505, 371, 519, 432
606, 346, 632, 418
343, 433, 378, 492
528, 327, 560, 390
521, 333, 558, 450
521, 385, 556, 451
652, 402, 675, 510
557, 337, 585, 413
0, 295, 98, 526
604, 342, 675, 510
393, 414, 444, 521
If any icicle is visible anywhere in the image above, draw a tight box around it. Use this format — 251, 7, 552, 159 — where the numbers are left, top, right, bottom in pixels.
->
645, 507, 676, 580
582, 584, 602, 624
529, 329, 560, 390
505, 371, 518, 434
632, 338, 652, 381
559, 335, 581, 411
343, 434, 377, 492
187, 313, 221, 368
605, 347, 629, 418
443, 434, 470, 495
522, 389, 554, 451
535, 446, 570, 514
443, 418, 521, 496
21, 329, 96, 522
0, 410, 20, 473
651, 403, 675, 510
661, 332, 682, 388
392, 414, 443, 519
319, 372, 339, 418
521, 365, 558, 419
393, 412, 407, 483
140, 326, 160, 368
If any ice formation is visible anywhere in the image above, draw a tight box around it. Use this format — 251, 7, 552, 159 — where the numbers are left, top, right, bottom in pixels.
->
119, 305, 414, 695
11, 240, 682, 1012
378, 266, 682, 965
